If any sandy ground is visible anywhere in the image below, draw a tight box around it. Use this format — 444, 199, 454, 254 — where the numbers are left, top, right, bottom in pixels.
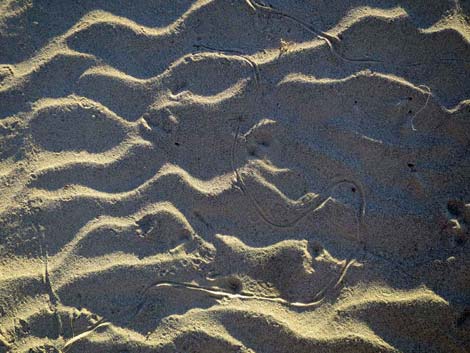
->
1, 0, 470, 352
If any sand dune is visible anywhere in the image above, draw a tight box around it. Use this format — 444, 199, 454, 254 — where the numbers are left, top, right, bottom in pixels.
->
1, 0, 469, 352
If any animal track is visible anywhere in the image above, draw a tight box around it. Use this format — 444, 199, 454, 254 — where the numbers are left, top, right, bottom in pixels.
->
245, 0, 382, 65
231, 118, 365, 236
140, 258, 355, 311
193, 44, 260, 84
2, 1, 469, 352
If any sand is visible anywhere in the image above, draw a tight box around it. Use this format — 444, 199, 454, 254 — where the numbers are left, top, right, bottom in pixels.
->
0, 0, 469, 352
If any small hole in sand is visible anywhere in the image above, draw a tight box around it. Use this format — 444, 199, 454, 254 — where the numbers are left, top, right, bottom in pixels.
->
247, 145, 257, 156
174, 142, 180, 146
408, 110, 413, 114
310, 241, 323, 256
408, 96, 413, 101
351, 187, 356, 193
227, 277, 242, 293
447, 200, 463, 216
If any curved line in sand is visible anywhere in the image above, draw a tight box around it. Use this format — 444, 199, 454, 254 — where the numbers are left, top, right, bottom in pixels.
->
246, 0, 382, 65
193, 43, 260, 84
141, 259, 355, 310
231, 119, 366, 239
410, 85, 432, 131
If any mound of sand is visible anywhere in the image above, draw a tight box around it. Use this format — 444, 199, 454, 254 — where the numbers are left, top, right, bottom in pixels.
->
1, 1, 469, 352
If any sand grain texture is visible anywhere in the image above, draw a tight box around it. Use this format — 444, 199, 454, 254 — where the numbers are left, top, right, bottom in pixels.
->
1, 0, 470, 352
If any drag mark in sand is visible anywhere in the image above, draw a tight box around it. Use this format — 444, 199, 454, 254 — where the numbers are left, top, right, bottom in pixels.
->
193, 43, 260, 84
230, 118, 366, 237
410, 85, 432, 131
135, 258, 356, 313
38, 225, 63, 339
245, 0, 383, 65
